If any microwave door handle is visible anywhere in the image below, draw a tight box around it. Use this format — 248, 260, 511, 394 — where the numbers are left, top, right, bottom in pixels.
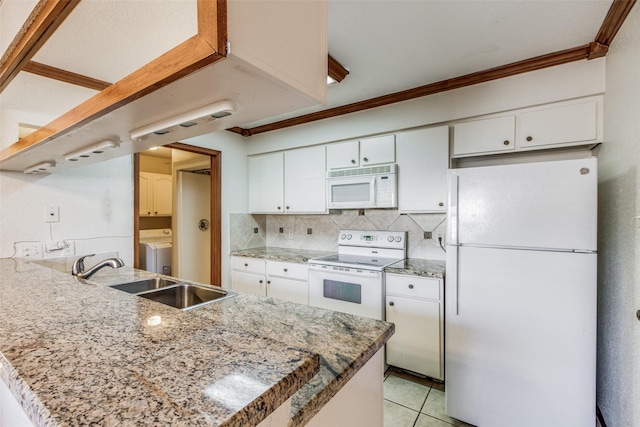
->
370, 176, 377, 205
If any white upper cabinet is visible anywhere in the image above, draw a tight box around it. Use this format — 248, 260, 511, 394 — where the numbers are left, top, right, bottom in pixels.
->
249, 152, 285, 214
452, 96, 602, 158
140, 172, 172, 216
397, 126, 449, 213
249, 146, 326, 214
326, 134, 395, 169
284, 145, 327, 214
518, 101, 598, 149
360, 134, 396, 166
453, 116, 515, 157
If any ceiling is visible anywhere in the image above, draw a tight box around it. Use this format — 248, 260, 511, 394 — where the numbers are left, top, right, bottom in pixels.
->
0, 0, 617, 136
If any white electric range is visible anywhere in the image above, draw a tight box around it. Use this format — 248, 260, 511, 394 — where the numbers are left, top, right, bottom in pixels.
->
308, 230, 407, 320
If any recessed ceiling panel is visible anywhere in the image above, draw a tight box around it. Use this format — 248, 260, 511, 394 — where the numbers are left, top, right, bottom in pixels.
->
32, 0, 198, 83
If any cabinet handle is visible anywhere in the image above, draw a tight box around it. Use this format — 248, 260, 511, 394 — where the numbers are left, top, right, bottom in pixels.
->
408, 284, 414, 289
389, 301, 395, 306
438, 202, 444, 207
267, 280, 271, 285
363, 157, 369, 162
244, 263, 248, 267
147, 211, 151, 215
277, 206, 282, 210
351, 159, 356, 164
155, 211, 158, 214
259, 280, 263, 284
503, 140, 510, 145
284, 268, 288, 272
526, 136, 533, 142
286, 206, 290, 210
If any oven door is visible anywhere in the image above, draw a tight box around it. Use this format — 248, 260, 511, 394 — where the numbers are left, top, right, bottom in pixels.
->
308, 263, 383, 320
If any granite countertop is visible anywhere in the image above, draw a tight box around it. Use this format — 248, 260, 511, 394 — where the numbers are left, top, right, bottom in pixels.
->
230, 247, 334, 264
384, 258, 446, 279
0, 258, 393, 427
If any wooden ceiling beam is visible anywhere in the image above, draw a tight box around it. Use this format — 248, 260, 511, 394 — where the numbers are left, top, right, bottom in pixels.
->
23, 61, 111, 91
0, 0, 80, 93
328, 55, 349, 83
595, 0, 637, 47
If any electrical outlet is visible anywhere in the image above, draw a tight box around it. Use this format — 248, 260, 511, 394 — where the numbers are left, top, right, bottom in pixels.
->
288, 230, 294, 240
424, 231, 432, 240
45, 206, 60, 223
16, 242, 43, 259
437, 233, 444, 243
43, 241, 75, 258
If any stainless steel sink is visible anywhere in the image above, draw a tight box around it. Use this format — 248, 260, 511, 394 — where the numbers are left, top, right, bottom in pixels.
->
110, 278, 236, 310
137, 284, 236, 310
111, 277, 179, 294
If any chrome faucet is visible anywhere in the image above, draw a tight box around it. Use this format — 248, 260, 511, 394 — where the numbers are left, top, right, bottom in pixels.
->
72, 254, 124, 279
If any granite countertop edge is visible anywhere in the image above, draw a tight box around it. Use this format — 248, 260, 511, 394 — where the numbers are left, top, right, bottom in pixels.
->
230, 247, 334, 264
384, 258, 446, 279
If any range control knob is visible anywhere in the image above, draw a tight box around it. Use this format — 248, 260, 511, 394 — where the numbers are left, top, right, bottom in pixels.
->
346, 234, 352, 240
395, 236, 402, 242
387, 236, 394, 242
340, 233, 346, 240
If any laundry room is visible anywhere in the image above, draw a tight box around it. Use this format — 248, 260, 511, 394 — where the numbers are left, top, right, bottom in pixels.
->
138, 147, 212, 283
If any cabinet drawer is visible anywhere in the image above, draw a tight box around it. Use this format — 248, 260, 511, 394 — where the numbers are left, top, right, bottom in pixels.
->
266, 260, 308, 280
386, 274, 440, 300
231, 256, 266, 274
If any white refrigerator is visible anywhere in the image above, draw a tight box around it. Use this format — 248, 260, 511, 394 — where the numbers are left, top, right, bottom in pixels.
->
445, 158, 597, 427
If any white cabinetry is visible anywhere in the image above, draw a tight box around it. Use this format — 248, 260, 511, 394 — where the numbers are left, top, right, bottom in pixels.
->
518, 101, 598, 149
396, 126, 449, 213
230, 256, 267, 296
266, 261, 309, 305
452, 96, 602, 158
140, 172, 172, 216
385, 273, 443, 381
231, 257, 309, 304
326, 134, 395, 169
453, 116, 515, 157
249, 146, 326, 214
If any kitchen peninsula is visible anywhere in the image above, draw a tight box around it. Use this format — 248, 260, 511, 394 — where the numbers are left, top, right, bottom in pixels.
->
0, 258, 393, 427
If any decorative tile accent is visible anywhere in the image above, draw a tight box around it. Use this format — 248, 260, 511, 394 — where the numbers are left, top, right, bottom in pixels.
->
230, 210, 447, 261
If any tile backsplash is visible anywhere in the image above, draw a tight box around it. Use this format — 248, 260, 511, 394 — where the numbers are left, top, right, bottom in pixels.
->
230, 210, 447, 261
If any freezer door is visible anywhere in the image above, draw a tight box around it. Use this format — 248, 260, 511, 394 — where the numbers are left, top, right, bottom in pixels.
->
450, 158, 597, 251
445, 246, 596, 427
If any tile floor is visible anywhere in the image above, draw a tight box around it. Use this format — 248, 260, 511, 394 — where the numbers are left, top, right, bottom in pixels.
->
384, 369, 473, 427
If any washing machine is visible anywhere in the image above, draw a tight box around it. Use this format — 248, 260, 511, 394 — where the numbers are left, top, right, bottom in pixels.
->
139, 229, 173, 275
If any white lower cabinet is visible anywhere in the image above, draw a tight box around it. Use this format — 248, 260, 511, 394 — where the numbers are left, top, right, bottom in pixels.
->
231, 257, 309, 304
385, 273, 444, 381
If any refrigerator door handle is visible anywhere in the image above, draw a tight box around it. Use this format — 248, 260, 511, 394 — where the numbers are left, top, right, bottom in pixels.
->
448, 245, 459, 315
447, 173, 459, 245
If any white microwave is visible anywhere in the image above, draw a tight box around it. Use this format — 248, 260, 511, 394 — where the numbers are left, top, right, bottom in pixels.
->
326, 164, 397, 209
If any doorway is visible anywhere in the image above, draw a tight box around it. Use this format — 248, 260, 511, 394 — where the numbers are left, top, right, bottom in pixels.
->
134, 142, 221, 286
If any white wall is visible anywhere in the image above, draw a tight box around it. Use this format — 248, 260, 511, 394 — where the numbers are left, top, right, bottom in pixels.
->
182, 130, 248, 287
247, 59, 605, 155
0, 156, 134, 264
598, 5, 640, 426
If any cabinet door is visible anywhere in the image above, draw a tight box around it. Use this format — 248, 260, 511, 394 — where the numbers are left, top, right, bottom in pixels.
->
397, 126, 449, 212
139, 172, 152, 216
268, 277, 309, 305
360, 134, 395, 165
326, 140, 359, 169
284, 145, 326, 213
453, 115, 515, 156
386, 296, 442, 380
249, 152, 284, 213
518, 101, 598, 148
153, 175, 173, 215
231, 270, 266, 296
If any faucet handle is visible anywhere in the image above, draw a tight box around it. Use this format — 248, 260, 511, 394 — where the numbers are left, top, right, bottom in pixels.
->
72, 254, 95, 275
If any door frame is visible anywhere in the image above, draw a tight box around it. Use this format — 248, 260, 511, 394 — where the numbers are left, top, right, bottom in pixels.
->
133, 143, 222, 286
